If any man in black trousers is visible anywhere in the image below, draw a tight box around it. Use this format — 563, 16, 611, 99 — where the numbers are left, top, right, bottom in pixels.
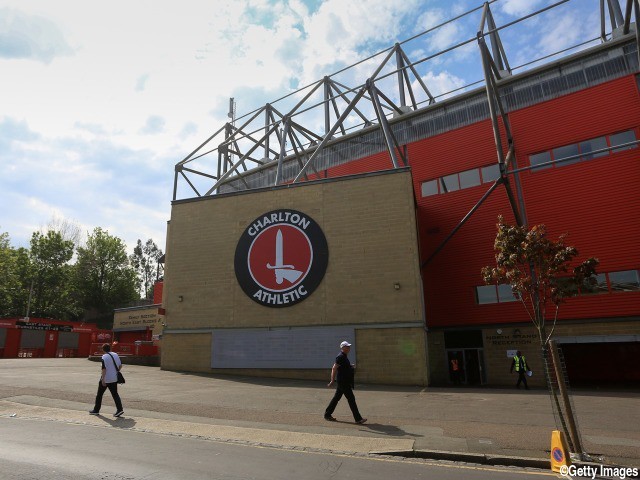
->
510, 350, 531, 390
324, 341, 367, 424
89, 343, 124, 417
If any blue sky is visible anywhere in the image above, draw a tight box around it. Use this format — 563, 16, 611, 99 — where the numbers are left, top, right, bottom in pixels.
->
0, 0, 605, 252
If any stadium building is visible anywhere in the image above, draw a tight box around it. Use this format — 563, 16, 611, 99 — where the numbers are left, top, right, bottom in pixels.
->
160, 1, 640, 386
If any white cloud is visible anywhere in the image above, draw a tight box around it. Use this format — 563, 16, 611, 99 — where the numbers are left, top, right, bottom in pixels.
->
179, 122, 198, 140
135, 74, 149, 92
536, 10, 595, 56
299, 0, 421, 82
0, 0, 610, 256
0, 7, 72, 63
499, 0, 545, 17
417, 70, 466, 100
140, 115, 166, 135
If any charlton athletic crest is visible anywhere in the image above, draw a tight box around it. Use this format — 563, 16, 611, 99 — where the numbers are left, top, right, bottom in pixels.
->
235, 209, 329, 307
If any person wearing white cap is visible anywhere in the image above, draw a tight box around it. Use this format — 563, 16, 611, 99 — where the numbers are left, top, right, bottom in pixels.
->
324, 340, 367, 424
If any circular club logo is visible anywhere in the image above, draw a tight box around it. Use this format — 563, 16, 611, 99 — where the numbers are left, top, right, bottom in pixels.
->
235, 209, 328, 307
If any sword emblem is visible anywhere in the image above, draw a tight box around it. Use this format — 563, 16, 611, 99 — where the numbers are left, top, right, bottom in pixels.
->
266, 229, 303, 284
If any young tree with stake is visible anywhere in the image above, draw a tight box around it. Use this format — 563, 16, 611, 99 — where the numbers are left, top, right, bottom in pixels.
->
482, 215, 599, 347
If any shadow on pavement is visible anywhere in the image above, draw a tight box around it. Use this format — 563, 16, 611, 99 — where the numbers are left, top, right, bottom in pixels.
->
359, 423, 423, 438
158, 369, 640, 397
94, 416, 136, 429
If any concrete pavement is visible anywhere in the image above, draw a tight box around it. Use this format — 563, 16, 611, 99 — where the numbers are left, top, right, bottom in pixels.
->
0, 359, 638, 469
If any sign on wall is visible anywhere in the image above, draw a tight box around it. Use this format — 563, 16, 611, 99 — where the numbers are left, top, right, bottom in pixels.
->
113, 308, 163, 331
234, 209, 328, 308
15, 321, 73, 332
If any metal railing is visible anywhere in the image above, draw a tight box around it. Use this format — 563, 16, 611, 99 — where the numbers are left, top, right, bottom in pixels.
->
90, 343, 159, 357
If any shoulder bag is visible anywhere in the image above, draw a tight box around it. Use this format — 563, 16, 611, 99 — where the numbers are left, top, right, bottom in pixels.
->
107, 352, 126, 384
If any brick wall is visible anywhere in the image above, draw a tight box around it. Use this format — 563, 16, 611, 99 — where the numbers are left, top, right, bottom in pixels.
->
161, 332, 211, 373
164, 170, 422, 330
162, 170, 427, 384
482, 326, 545, 387
426, 330, 448, 385
356, 327, 427, 385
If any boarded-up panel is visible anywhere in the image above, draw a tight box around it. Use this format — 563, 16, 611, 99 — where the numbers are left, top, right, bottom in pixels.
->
20, 330, 45, 348
212, 326, 355, 369
57, 332, 79, 348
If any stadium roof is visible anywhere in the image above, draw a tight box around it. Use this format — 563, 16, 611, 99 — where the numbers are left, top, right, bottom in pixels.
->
173, 0, 639, 202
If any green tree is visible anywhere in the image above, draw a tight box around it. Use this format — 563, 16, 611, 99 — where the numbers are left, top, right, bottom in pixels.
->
10, 247, 32, 316
130, 238, 163, 299
74, 228, 138, 313
28, 230, 80, 320
0, 231, 20, 316
482, 216, 598, 347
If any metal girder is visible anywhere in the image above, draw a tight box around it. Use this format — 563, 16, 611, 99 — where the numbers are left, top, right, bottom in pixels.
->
367, 80, 407, 168
171, 38, 441, 199
370, 43, 436, 110
478, 2, 511, 77
602, 0, 626, 38
601, 0, 640, 65
290, 74, 415, 184
330, 80, 374, 126
275, 118, 290, 185
477, 30, 524, 227
421, 178, 504, 269
292, 86, 369, 183
173, 0, 625, 202
420, 2, 528, 272
420, 0, 635, 268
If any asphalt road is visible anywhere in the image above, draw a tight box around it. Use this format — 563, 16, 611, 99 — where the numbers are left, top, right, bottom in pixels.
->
1, 358, 638, 475
0, 417, 555, 480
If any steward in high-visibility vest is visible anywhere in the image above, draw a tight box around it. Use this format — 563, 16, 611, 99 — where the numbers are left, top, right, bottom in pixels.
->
510, 351, 530, 390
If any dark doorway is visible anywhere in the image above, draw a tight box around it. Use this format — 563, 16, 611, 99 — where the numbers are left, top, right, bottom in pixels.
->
444, 330, 486, 385
464, 349, 482, 385
446, 348, 486, 385
561, 342, 640, 387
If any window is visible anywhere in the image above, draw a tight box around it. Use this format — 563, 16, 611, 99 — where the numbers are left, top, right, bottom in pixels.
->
421, 179, 438, 197
579, 136, 608, 160
529, 151, 552, 170
497, 284, 517, 302
552, 144, 580, 166
608, 270, 640, 292
481, 164, 500, 183
529, 128, 637, 173
476, 284, 517, 304
440, 174, 460, 192
610, 130, 637, 152
580, 273, 608, 295
421, 163, 508, 197
476, 285, 497, 304
459, 169, 481, 189
553, 277, 579, 297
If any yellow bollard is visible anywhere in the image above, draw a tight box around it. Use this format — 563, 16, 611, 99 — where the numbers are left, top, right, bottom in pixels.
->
550, 430, 572, 473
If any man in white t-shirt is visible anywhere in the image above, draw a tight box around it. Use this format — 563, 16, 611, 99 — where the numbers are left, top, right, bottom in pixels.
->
89, 343, 124, 417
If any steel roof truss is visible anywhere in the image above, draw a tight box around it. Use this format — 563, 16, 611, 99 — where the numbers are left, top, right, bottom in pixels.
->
479, 3, 511, 76
292, 86, 368, 183
367, 81, 406, 168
